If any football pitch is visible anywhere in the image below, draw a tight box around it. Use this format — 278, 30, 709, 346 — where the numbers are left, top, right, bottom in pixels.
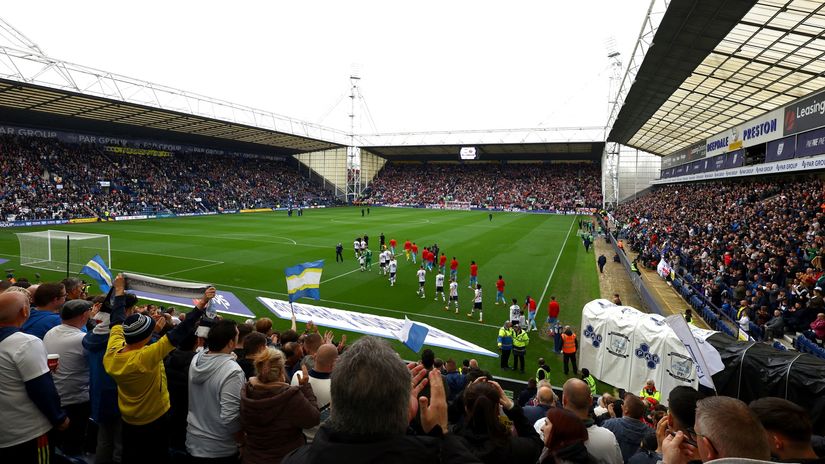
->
0, 207, 600, 382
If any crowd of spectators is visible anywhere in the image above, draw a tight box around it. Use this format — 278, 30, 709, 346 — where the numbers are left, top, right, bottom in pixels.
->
363, 162, 602, 210
0, 135, 336, 222
3, 274, 825, 464
614, 176, 825, 342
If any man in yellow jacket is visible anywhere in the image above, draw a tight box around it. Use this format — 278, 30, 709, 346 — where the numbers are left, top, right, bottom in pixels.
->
511, 324, 529, 373
103, 274, 214, 464
639, 379, 661, 403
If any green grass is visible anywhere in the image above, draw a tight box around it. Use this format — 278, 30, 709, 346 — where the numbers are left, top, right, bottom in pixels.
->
0, 207, 600, 384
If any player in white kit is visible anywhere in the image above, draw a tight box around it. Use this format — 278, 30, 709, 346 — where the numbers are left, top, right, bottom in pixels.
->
467, 283, 483, 322
509, 298, 522, 326
388, 257, 398, 286
434, 272, 446, 302
446, 279, 459, 313
378, 249, 387, 275
416, 266, 426, 298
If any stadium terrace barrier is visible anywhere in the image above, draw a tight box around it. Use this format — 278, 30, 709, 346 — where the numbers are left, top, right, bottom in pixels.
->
597, 216, 663, 315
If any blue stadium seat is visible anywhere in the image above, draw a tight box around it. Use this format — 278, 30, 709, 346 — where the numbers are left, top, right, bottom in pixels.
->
748, 322, 763, 341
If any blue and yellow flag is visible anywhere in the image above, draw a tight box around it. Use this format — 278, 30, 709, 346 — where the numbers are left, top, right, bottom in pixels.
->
284, 260, 324, 303
80, 254, 113, 293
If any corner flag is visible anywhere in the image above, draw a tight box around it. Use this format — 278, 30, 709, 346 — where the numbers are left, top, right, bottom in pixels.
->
396, 317, 429, 353
284, 260, 324, 303
80, 254, 113, 293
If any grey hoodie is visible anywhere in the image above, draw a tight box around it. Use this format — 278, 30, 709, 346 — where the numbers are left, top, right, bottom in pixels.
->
186, 350, 245, 458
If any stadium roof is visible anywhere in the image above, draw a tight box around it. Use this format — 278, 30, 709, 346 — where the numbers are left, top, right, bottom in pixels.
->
364, 141, 604, 162
0, 35, 347, 154
608, 0, 825, 156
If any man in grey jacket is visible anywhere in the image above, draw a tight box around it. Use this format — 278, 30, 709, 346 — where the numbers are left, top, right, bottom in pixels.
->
186, 320, 245, 463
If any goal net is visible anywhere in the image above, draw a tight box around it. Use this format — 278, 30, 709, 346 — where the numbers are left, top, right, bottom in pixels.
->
444, 200, 472, 211
16, 230, 111, 273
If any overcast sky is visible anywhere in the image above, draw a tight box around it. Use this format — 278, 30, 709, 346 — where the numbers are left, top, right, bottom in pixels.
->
4, 1, 651, 135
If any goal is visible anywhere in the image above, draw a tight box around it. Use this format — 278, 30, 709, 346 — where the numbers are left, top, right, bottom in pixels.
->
16, 230, 111, 274
444, 200, 472, 211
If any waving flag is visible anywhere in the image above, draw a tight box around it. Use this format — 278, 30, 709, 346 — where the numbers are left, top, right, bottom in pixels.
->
80, 254, 113, 293
396, 317, 429, 353
285, 260, 324, 303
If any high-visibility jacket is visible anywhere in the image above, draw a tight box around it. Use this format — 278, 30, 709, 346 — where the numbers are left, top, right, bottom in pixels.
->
584, 375, 597, 395
497, 326, 513, 350
561, 333, 577, 354
512, 331, 529, 350
640, 388, 661, 403
536, 366, 550, 384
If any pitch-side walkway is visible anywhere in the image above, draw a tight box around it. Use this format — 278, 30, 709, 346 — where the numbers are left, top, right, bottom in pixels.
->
590, 232, 644, 310
588, 221, 709, 329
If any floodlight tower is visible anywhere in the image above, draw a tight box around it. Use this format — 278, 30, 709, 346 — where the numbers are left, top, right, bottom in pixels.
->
602, 46, 623, 209
346, 71, 362, 204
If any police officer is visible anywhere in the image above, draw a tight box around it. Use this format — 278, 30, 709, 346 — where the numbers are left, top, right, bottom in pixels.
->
536, 358, 551, 384
512, 324, 529, 373
497, 321, 514, 370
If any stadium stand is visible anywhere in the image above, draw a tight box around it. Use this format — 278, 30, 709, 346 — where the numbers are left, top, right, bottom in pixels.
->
613, 176, 825, 351
0, 135, 337, 222
363, 162, 602, 210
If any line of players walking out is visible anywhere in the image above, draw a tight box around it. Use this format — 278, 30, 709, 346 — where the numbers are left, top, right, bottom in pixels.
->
338, 233, 546, 326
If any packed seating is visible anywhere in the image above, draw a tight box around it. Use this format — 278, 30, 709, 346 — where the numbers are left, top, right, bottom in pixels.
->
2, 275, 821, 464
0, 135, 336, 221
363, 162, 602, 209
613, 176, 825, 344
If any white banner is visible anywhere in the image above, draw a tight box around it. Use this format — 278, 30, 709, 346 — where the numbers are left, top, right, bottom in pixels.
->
580, 300, 713, 400
257, 297, 498, 357
656, 258, 671, 279
665, 315, 724, 390
653, 152, 825, 184
123, 272, 212, 299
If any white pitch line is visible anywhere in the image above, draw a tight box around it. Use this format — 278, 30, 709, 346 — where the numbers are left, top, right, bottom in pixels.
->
161, 261, 225, 277
110, 248, 222, 263
537, 215, 578, 309
118, 229, 328, 248
219, 234, 297, 245
321, 267, 363, 283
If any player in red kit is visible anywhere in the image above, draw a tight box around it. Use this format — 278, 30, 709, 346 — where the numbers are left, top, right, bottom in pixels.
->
411, 242, 419, 264
547, 296, 560, 325
450, 257, 459, 281
439, 253, 447, 274
495, 275, 506, 305
468, 261, 478, 289
404, 240, 412, 261
389, 238, 397, 254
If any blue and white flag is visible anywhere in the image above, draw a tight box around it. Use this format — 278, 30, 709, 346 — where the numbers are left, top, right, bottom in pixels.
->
284, 260, 324, 303
396, 317, 429, 353
80, 254, 113, 293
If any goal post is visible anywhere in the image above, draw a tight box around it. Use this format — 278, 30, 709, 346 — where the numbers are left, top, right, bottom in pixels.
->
16, 230, 111, 275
